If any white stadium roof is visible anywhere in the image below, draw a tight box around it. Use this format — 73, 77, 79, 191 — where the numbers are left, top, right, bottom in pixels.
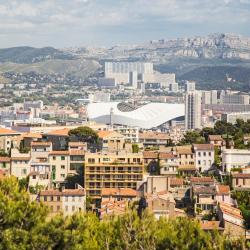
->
87, 102, 185, 129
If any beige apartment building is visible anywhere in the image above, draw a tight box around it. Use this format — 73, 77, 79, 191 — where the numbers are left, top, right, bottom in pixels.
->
85, 152, 144, 199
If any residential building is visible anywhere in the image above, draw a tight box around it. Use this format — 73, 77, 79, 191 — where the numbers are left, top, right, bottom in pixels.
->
159, 152, 179, 176
0, 156, 10, 174
222, 149, 250, 172
31, 141, 52, 162
185, 81, 196, 92
39, 188, 86, 216
139, 131, 171, 147
231, 173, 250, 189
222, 111, 250, 124
85, 152, 144, 199
0, 127, 21, 153
185, 91, 202, 130
101, 188, 137, 202
11, 155, 31, 179
208, 135, 225, 148
193, 144, 214, 172
217, 202, 245, 238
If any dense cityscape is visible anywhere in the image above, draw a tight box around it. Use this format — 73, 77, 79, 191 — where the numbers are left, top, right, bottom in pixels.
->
1, 1, 250, 249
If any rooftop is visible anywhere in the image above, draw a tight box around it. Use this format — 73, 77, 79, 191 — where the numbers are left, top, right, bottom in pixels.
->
216, 185, 230, 195
0, 127, 20, 135
101, 188, 137, 197
46, 128, 70, 137
193, 144, 214, 151
139, 131, 170, 140
190, 177, 214, 184
0, 157, 10, 163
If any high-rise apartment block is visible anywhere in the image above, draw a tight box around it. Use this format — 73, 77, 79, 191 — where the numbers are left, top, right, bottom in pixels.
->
105, 62, 154, 85
185, 81, 196, 92
185, 91, 202, 130
84, 152, 144, 199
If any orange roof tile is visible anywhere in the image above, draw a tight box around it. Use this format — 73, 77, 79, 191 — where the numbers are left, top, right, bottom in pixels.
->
11, 157, 31, 161
159, 152, 175, 159
49, 151, 69, 156
0, 127, 20, 135
46, 128, 70, 137
139, 131, 170, 140
219, 202, 243, 220
69, 150, 85, 156
143, 151, 158, 159
31, 141, 52, 147
216, 185, 230, 195
21, 132, 42, 139
232, 173, 250, 178
101, 188, 137, 197
193, 144, 214, 151
200, 221, 223, 231
190, 177, 214, 183
170, 178, 184, 186
208, 135, 223, 141
0, 157, 10, 163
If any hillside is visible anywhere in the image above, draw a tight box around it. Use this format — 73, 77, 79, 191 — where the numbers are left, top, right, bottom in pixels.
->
0, 46, 74, 64
178, 65, 250, 91
0, 59, 100, 79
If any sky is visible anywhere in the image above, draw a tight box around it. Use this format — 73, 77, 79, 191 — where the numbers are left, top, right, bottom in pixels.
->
0, 0, 250, 48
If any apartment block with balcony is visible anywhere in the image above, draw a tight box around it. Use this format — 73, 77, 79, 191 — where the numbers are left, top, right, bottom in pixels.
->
85, 152, 144, 199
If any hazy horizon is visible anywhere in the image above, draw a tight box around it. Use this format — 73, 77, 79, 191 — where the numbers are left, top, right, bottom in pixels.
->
0, 0, 250, 48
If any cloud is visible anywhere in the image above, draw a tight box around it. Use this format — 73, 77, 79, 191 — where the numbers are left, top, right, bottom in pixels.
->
0, 0, 249, 47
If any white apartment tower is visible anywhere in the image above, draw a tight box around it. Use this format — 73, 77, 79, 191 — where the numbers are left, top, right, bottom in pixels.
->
185, 91, 202, 130
185, 81, 196, 92
105, 62, 154, 85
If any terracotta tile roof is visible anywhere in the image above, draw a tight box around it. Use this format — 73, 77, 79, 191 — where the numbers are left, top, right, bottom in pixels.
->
143, 151, 158, 159
46, 128, 70, 137
178, 165, 196, 171
0, 127, 20, 135
219, 202, 243, 220
11, 157, 31, 161
193, 186, 216, 195
176, 146, 193, 155
49, 151, 69, 156
98, 130, 124, 139
139, 131, 170, 140
232, 173, 250, 178
190, 177, 214, 183
170, 178, 184, 186
31, 141, 52, 147
216, 185, 230, 195
21, 132, 42, 139
159, 152, 175, 159
0, 157, 10, 163
68, 142, 86, 146
101, 188, 137, 197
40, 189, 85, 196
69, 150, 85, 156
193, 144, 214, 151
208, 135, 224, 141
200, 221, 223, 231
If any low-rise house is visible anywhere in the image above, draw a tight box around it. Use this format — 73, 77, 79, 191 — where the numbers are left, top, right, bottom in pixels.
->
215, 185, 235, 205
217, 202, 245, 238
200, 221, 224, 233
139, 131, 171, 148
101, 188, 137, 202
0, 127, 21, 153
39, 188, 86, 216
98, 130, 125, 152
208, 135, 225, 148
0, 156, 11, 174
31, 141, 52, 162
222, 149, 250, 172
143, 151, 158, 173
99, 200, 127, 219
49, 151, 70, 187
190, 177, 215, 187
159, 152, 178, 176
175, 146, 195, 167
145, 191, 185, 219
11, 156, 31, 179
193, 144, 214, 172
231, 173, 250, 190
193, 186, 217, 215
19, 132, 42, 149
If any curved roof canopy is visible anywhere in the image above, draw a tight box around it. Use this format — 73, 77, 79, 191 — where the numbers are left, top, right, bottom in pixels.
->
87, 102, 184, 129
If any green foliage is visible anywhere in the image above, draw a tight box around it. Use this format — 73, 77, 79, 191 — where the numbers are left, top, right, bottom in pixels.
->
132, 143, 139, 153
0, 150, 8, 157
68, 126, 99, 144
231, 191, 250, 229
0, 177, 247, 249
179, 130, 205, 145
214, 146, 221, 166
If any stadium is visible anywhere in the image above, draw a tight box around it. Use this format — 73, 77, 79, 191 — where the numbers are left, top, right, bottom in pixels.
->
87, 102, 185, 129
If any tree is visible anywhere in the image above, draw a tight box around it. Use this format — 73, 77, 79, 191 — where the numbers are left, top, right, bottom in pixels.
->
0, 150, 8, 157
68, 126, 99, 144
132, 144, 139, 153
179, 130, 205, 145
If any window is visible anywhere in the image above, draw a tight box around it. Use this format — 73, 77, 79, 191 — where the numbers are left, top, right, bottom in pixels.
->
198, 152, 201, 157
203, 152, 206, 156
44, 148, 46, 151
44, 196, 47, 201
32, 175, 36, 179
22, 169, 27, 175
61, 165, 65, 169
61, 156, 65, 160
61, 174, 65, 178
53, 156, 56, 160
57, 196, 60, 202
198, 160, 201, 165
209, 152, 211, 156
88, 158, 95, 163
51, 196, 54, 201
